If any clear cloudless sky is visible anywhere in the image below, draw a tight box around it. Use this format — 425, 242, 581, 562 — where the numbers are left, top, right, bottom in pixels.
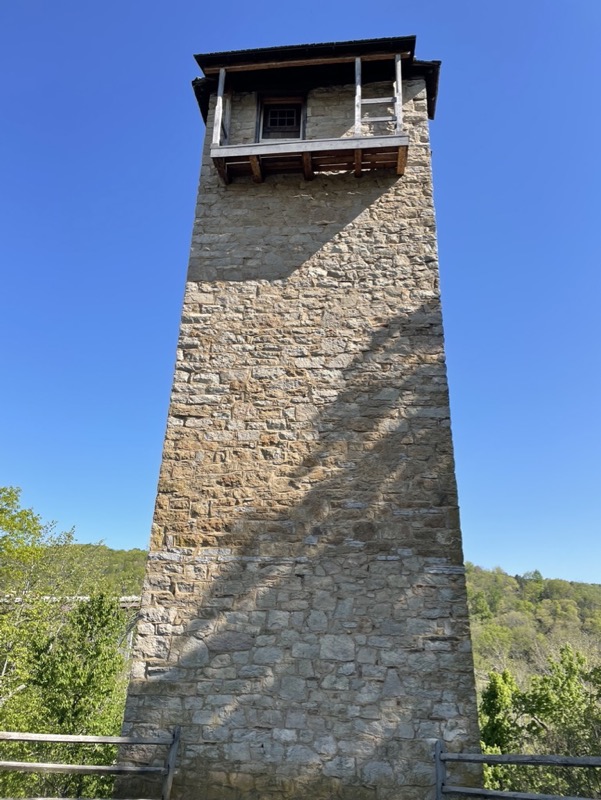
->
1, 1, 599, 582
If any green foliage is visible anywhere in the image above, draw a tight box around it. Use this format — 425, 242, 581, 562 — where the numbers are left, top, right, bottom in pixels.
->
31, 594, 127, 733
466, 563, 601, 686
480, 669, 521, 752
0, 488, 133, 797
480, 647, 601, 797
69, 544, 147, 596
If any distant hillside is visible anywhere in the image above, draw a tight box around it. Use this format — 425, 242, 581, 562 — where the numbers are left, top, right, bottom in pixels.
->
466, 562, 601, 687
68, 544, 147, 595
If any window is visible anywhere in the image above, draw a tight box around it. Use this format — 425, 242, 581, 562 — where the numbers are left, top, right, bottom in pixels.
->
259, 97, 304, 141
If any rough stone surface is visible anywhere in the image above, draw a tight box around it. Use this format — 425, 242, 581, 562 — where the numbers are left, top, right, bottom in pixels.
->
121, 73, 480, 800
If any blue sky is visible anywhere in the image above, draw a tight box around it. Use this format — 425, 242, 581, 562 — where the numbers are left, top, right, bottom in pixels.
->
1, 1, 599, 583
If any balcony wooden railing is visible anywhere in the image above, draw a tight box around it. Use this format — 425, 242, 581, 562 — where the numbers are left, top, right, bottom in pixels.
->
210, 54, 409, 183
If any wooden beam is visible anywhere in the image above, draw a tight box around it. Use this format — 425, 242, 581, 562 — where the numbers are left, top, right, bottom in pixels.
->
0, 731, 171, 745
442, 752, 601, 768
354, 149, 362, 178
214, 157, 230, 184
354, 58, 362, 137
434, 741, 445, 800
212, 68, 226, 147
396, 145, 407, 175
443, 787, 589, 800
0, 761, 166, 775
223, 91, 232, 144
161, 726, 181, 800
395, 54, 403, 133
211, 133, 409, 159
302, 152, 314, 180
361, 96, 395, 105
249, 155, 263, 182
202, 51, 412, 75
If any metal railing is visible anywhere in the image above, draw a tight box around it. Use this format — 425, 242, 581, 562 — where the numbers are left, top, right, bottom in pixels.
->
0, 728, 180, 800
435, 741, 601, 800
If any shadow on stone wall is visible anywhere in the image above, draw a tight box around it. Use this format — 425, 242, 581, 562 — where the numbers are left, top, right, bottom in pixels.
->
118, 307, 479, 800
118, 173, 480, 800
188, 171, 400, 282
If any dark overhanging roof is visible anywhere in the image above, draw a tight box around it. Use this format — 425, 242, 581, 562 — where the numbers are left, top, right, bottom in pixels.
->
192, 36, 440, 121
194, 36, 417, 72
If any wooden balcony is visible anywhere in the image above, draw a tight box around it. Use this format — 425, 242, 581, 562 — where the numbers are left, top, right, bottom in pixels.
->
209, 52, 410, 184
210, 134, 409, 183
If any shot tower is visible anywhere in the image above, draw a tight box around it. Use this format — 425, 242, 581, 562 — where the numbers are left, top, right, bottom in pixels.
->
124, 36, 479, 800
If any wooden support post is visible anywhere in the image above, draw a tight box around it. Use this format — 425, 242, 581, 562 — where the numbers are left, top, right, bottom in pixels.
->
354, 57, 362, 137
394, 54, 403, 133
302, 152, 314, 180
223, 91, 232, 145
161, 726, 181, 800
435, 740, 446, 800
214, 158, 230, 185
354, 149, 362, 178
396, 145, 407, 176
249, 155, 263, 183
212, 68, 226, 147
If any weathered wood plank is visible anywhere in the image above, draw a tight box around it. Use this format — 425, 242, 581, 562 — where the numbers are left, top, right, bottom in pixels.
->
212, 68, 226, 147
395, 53, 403, 133
441, 753, 601, 767
0, 761, 166, 775
302, 152, 314, 180
354, 149, 362, 178
202, 51, 412, 75
211, 133, 408, 159
160, 726, 181, 800
361, 116, 396, 123
0, 732, 171, 745
396, 145, 408, 175
249, 155, 263, 183
354, 58, 362, 137
361, 97, 395, 105
312, 152, 357, 162
443, 787, 593, 800
435, 741, 446, 800
214, 158, 230, 184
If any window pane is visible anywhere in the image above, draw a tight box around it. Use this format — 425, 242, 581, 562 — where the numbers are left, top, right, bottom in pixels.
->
262, 103, 302, 139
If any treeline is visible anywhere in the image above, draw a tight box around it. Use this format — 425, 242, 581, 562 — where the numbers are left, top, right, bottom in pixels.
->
466, 562, 601, 687
64, 543, 147, 596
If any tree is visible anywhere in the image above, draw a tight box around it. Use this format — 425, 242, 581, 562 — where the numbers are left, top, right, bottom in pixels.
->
480, 646, 601, 797
0, 487, 73, 719
0, 489, 132, 797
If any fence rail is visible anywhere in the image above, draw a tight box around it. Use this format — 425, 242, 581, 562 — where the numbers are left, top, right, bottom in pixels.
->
0, 728, 180, 800
435, 741, 601, 800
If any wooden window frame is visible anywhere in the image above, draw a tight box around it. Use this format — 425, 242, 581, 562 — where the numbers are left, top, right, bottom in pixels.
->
257, 95, 306, 142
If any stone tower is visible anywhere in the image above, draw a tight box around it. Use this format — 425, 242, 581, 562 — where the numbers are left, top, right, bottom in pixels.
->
123, 36, 480, 800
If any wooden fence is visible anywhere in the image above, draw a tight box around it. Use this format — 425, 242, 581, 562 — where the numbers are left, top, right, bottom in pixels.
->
435, 741, 601, 800
0, 728, 180, 800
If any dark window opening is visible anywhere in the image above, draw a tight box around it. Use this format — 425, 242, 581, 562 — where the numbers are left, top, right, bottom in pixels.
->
261, 100, 303, 140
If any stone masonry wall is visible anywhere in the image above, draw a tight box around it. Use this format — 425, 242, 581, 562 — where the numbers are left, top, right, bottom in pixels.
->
227, 81, 398, 146
122, 78, 480, 800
